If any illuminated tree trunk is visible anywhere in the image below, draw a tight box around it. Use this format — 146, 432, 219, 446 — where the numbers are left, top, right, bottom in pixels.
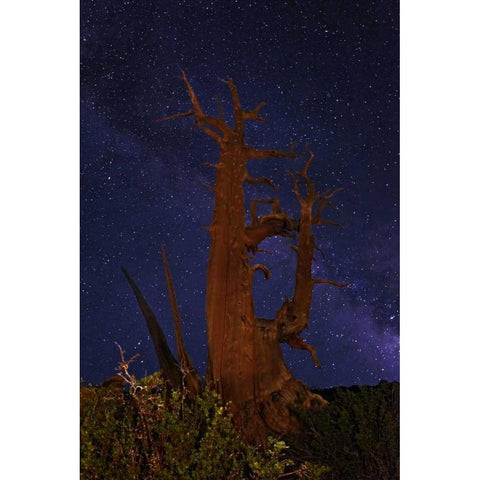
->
155, 73, 349, 441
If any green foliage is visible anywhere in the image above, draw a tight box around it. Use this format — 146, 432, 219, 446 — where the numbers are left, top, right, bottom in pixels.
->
288, 381, 399, 480
245, 438, 293, 480
81, 370, 328, 480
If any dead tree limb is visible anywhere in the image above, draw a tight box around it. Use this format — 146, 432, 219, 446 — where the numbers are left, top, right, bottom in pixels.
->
245, 198, 296, 252
251, 263, 271, 280
274, 147, 349, 367
285, 335, 322, 369
161, 246, 202, 396
244, 173, 279, 190
156, 73, 348, 440
313, 278, 351, 288
246, 143, 296, 161
121, 267, 183, 389
154, 110, 195, 122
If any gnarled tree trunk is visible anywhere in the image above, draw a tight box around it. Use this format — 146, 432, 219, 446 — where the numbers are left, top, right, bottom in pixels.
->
155, 73, 349, 441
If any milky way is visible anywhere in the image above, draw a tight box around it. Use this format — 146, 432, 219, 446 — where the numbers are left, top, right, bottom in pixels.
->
80, 0, 399, 388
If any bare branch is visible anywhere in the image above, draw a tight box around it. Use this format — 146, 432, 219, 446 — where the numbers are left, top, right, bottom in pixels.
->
251, 264, 271, 280
218, 76, 243, 133
246, 197, 295, 252
242, 101, 267, 123
155, 110, 195, 122
197, 123, 223, 143
249, 198, 280, 224
162, 246, 202, 396
313, 278, 351, 288
314, 244, 326, 259
114, 343, 141, 386
247, 141, 296, 160
288, 170, 303, 203
303, 144, 315, 176
180, 70, 205, 117
154, 70, 233, 144
313, 198, 337, 219
246, 215, 295, 252
278, 146, 349, 343
313, 218, 345, 228
285, 335, 322, 369
121, 267, 182, 388
245, 173, 279, 190
320, 187, 343, 199
288, 145, 318, 203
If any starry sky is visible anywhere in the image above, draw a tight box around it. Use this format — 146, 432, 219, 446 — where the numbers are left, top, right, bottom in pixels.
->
80, 0, 399, 388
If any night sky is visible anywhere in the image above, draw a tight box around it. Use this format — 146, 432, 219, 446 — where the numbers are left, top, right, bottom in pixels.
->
80, 0, 399, 388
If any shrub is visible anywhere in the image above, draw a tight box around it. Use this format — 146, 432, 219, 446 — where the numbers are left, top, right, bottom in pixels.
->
288, 381, 399, 480
80, 352, 329, 479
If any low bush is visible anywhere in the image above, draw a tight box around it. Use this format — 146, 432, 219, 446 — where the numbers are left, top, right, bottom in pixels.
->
80, 353, 329, 480
288, 381, 399, 480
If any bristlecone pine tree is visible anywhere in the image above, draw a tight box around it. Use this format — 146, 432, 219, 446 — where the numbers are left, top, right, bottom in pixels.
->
121, 72, 350, 442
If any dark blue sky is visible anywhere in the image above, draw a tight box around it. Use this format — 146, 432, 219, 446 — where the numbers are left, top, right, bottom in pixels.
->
80, 0, 399, 388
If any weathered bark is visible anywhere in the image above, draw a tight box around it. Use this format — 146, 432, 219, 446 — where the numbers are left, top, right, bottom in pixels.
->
158, 73, 349, 441
161, 245, 203, 396
121, 267, 183, 389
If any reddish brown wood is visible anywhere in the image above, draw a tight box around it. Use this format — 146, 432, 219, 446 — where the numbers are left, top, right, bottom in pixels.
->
156, 73, 350, 441
121, 267, 183, 389
161, 245, 202, 396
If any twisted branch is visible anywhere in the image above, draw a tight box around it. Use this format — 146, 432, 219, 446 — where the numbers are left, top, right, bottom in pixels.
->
245, 173, 279, 190
285, 335, 322, 369
246, 198, 295, 252
242, 101, 267, 123
156, 70, 234, 145
272, 146, 349, 368
251, 264, 271, 280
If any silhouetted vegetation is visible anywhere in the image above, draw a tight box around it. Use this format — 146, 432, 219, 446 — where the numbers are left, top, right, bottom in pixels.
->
288, 381, 399, 480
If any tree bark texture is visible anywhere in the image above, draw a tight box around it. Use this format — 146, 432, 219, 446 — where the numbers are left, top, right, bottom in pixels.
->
155, 73, 349, 441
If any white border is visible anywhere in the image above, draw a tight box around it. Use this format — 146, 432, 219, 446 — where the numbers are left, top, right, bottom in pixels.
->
401, 1, 479, 477
1, 2, 79, 478
2, 1, 479, 478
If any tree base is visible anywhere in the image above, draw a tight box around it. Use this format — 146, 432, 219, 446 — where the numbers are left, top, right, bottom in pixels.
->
237, 378, 328, 443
